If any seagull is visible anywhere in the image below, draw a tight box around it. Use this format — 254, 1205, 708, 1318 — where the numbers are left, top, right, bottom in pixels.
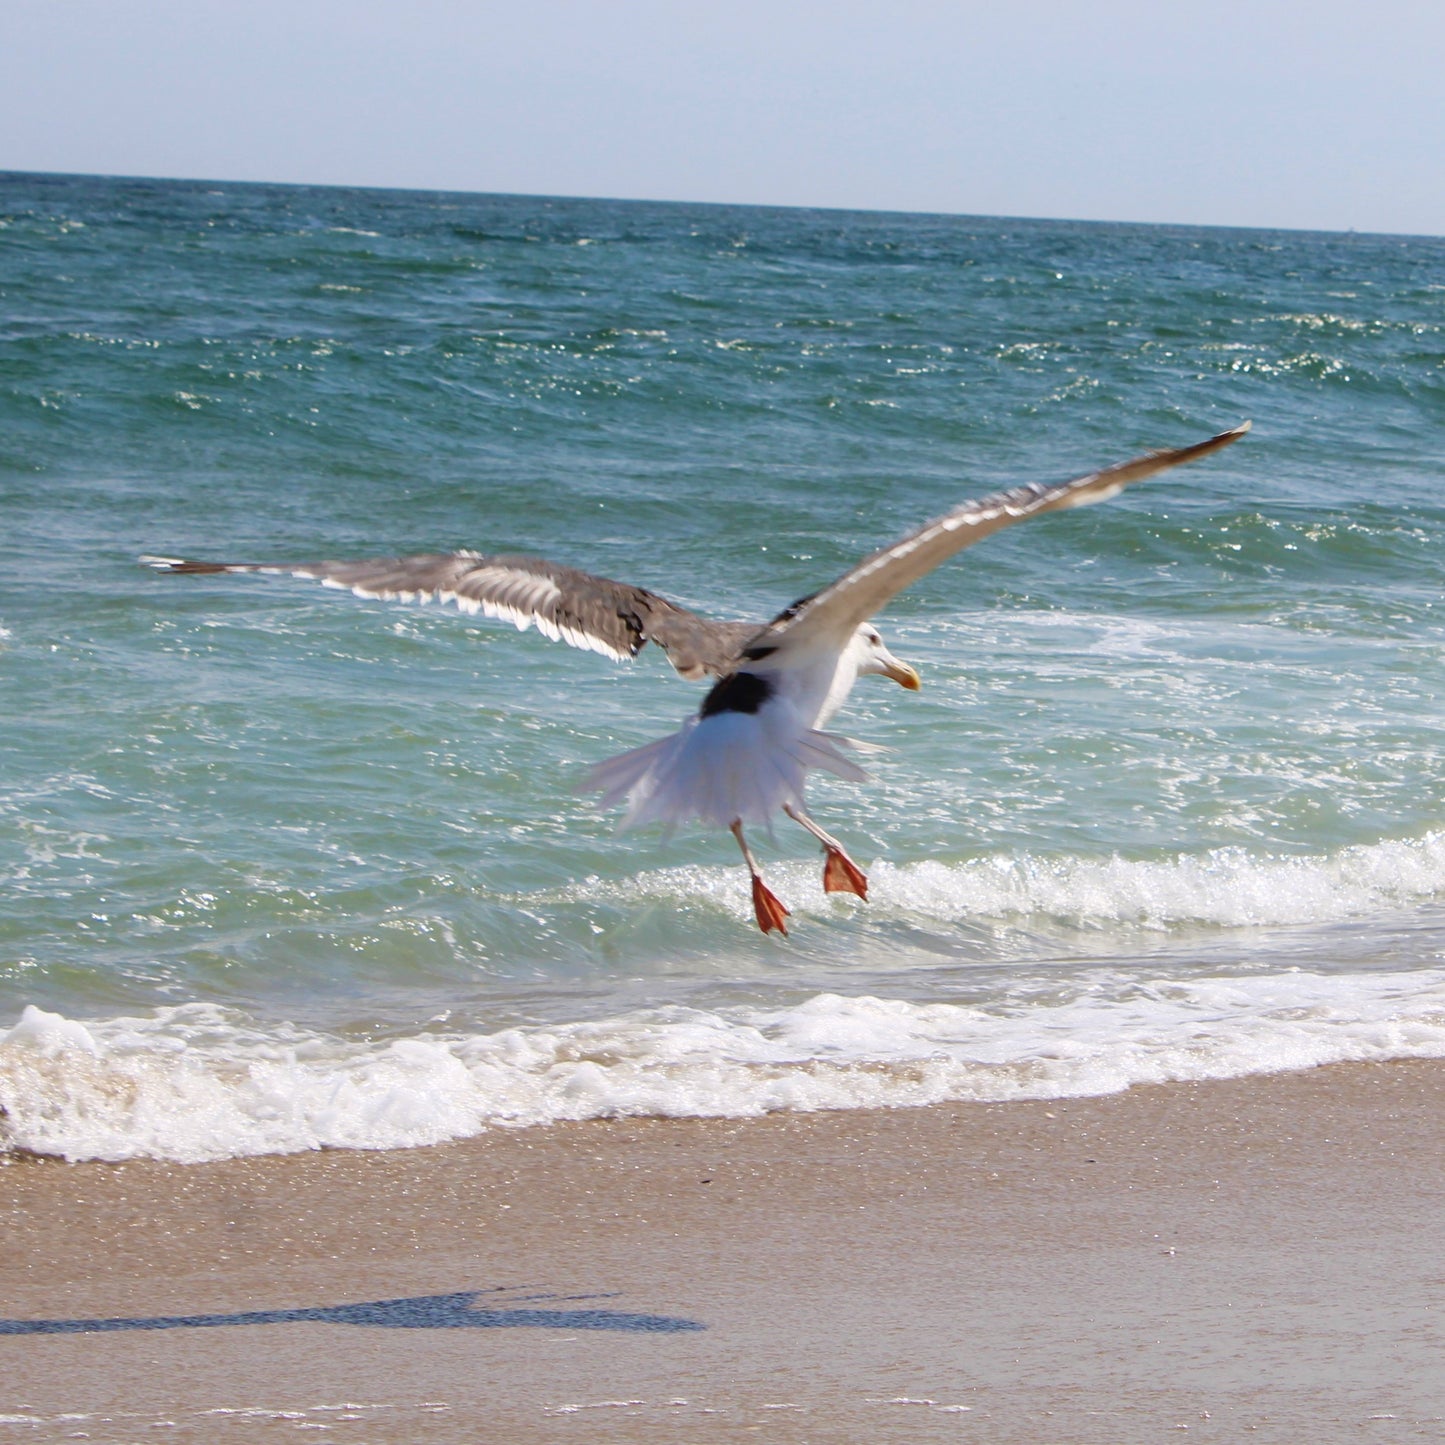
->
144, 422, 1248, 934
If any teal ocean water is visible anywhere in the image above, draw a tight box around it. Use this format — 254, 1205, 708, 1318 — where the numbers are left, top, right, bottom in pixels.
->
4, 171, 1445, 1161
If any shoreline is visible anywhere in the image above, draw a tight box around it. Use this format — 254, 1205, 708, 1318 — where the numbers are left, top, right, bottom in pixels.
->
5, 1059, 1445, 1441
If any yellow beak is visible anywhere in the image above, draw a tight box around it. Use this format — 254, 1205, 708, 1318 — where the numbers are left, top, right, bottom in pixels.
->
882, 659, 921, 691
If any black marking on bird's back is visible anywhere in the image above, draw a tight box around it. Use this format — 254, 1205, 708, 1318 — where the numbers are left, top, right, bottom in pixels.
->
768, 591, 818, 627
699, 671, 774, 719
740, 642, 777, 661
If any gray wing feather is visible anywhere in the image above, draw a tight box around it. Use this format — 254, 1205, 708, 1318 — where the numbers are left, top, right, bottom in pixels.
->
141, 550, 758, 680
753, 423, 1251, 653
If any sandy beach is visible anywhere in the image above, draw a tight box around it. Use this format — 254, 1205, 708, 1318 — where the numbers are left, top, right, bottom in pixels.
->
4, 1060, 1444, 1443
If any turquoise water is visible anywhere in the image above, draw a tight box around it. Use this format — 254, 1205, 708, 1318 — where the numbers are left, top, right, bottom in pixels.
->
4, 172, 1445, 1160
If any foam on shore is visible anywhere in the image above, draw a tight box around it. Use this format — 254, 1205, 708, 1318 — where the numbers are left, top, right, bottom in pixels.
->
6, 962, 1445, 1163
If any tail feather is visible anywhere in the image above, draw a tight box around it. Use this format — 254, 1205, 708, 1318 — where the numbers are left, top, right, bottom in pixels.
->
582, 716, 870, 832
794, 731, 870, 785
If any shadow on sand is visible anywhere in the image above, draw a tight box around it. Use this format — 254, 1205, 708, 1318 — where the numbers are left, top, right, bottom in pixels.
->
0, 1288, 704, 1336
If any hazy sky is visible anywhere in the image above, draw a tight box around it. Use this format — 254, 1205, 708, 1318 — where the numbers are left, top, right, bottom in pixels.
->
4, 1, 1442, 235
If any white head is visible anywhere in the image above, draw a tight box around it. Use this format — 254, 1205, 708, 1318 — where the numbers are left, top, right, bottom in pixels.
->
851, 623, 920, 691
785, 621, 922, 730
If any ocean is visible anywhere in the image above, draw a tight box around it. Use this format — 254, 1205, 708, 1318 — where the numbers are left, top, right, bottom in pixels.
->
3, 170, 1445, 1163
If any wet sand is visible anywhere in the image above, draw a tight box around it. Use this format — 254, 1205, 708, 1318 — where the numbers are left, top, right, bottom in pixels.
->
4, 1060, 1444, 1442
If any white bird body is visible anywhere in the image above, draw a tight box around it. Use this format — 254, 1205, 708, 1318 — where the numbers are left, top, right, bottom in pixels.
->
143, 422, 1250, 934
588, 622, 911, 831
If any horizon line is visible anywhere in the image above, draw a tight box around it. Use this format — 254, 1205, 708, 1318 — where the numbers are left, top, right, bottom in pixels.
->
3, 166, 1439, 245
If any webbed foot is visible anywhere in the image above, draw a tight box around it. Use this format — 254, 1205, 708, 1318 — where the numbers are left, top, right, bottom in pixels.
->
750, 875, 791, 935
822, 846, 869, 900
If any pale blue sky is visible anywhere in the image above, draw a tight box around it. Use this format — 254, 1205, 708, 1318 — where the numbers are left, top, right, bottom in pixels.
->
3, 0, 1442, 235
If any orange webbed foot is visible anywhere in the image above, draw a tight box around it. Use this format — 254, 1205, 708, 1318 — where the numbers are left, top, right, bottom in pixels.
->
750, 875, 791, 935
822, 847, 869, 900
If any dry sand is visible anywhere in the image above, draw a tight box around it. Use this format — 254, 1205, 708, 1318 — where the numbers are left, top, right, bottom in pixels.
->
4, 1059, 1444, 1442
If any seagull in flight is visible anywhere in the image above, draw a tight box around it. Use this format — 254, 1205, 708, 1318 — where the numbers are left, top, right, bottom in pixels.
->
144, 422, 1248, 934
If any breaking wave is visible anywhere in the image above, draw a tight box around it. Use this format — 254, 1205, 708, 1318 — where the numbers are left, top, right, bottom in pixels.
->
6, 964, 1445, 1163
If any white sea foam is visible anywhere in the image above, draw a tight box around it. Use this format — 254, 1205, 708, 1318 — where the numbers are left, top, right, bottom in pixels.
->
8, 835, 1445, 1163
585, 829, 1445, 933
874, 834, 1445, 929
6, 965, 1445, 1163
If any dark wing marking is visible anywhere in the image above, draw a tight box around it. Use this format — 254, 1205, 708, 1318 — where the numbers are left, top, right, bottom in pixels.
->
750, 423, 1251, 656
141, 551, 761, 680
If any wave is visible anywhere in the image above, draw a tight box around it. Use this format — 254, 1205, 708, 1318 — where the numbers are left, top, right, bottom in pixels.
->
578, 829, 1445, 934
6, 963, 1445, 1163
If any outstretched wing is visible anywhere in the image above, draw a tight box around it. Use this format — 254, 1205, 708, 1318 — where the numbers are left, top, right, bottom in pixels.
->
142, 550, 759, 680
745, 423, 1251, 658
